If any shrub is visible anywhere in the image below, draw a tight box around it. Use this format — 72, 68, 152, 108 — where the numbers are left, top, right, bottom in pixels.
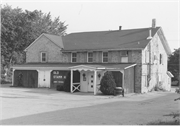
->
63, 72, 71, 92
175, 88, 180, 94
100, 71, 116, 95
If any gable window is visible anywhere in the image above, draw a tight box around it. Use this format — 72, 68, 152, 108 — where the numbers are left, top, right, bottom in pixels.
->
102, 52, 108, 63
41, 52, 47, 62
72, 53, 77, 63
87, 52, 93, 63
121, 51, 128, 63
159, 54, 163, 65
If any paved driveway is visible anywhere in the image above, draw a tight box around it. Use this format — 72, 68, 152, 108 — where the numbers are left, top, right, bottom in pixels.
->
0, 84, 179, 125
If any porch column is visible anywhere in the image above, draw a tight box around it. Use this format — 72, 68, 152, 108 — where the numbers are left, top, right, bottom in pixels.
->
12, 69, 15, 86
94, 70, 97, 95
120, 70, 124, 88
37, 70, 40, 87
70, 69, 73, 93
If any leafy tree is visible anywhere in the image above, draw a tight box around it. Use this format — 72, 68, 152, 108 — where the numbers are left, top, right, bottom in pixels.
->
1, 4, 67, 82
100, 71, 116, 95
168, 48, 180, 84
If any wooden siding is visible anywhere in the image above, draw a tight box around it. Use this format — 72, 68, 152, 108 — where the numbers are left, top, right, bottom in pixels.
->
124, 67, 135, 93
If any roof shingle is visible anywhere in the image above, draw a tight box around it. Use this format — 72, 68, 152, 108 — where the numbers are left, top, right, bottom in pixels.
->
62, 27, 160, 51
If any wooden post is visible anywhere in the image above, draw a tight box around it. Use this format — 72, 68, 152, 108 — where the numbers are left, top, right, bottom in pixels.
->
120, 70, 124, 89
12, 69, 15, 86
71, 69, 73, 93
37, 70, 40, 87
94, 70, 97, 95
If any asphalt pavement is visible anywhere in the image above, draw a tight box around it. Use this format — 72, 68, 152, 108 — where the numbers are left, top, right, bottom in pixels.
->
0, 85, 179, 125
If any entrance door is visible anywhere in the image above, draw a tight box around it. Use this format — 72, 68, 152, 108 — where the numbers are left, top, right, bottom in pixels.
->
88, 72, 94, 92
38, 71, 50, 88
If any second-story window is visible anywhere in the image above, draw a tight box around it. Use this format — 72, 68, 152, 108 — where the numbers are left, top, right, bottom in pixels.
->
103, 52, 108, 63
121, 51, 128, 63
41, 52, 47, 62
72, 52, 77, 63
88, 52, 93, 63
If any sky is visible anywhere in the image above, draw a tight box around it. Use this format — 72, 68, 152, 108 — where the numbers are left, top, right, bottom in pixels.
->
1, 0, 180, 51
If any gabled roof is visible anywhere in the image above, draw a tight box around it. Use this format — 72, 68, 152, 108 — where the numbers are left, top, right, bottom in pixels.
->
25, 33, 64, 51
62, 27, 160, 51
43, 33, 64, 48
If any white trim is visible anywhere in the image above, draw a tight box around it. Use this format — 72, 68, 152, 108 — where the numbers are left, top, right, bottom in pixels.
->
12, 67, 70, 71
70, 70, 73, 93
124, 64, 136, 69
70, 65, 96, 70
12, 69, 15, 86
167, 71, 174, 78
94, 70, 97, 95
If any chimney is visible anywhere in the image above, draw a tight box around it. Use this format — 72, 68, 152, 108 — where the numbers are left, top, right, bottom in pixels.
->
152, 18, 156, 28
147, 29, 152, 39
119, 26, 122, 30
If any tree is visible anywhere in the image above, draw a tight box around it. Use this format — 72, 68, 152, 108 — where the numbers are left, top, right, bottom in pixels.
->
168, 48, 180, 84
1, 4, 67, 82
100, 71, 116, 95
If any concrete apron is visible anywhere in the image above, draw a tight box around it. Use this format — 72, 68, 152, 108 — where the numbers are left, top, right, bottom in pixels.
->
0, 85, 173, 120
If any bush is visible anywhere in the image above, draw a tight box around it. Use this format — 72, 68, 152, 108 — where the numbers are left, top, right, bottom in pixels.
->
56, 85, 64, 91
100, 71, 116, 95
63, 72, 71, 92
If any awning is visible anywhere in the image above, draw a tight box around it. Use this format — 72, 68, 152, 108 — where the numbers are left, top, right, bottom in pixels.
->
70, 64, 136, 71
12, 63, 136, 71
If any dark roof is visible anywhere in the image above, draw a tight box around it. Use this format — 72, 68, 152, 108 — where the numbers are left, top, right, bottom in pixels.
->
43, 33, 64, 48
12, 63, 136, 70
25, 33, 63, 51
62, 27, 160, 51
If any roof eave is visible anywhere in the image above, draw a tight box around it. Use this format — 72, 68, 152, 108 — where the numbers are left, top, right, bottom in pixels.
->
157, 28, 172, 55
62, 48, 143, 52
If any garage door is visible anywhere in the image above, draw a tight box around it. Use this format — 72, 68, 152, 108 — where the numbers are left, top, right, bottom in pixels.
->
14, 70, 38, 88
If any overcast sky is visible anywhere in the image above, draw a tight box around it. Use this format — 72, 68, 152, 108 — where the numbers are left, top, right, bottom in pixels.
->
2, 0, 179, 51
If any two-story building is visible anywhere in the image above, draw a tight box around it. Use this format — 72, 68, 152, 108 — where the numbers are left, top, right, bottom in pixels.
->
12, 20, 173, 95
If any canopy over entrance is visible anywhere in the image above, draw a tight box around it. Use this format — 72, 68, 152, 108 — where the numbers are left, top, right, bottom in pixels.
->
69, 63, 136, 95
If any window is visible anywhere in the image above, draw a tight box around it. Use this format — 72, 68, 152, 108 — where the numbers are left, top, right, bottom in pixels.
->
102, 52, 108, 62
87, 52, 93, 62
71, 53, 77, 63
121, 51, 128, 56
121, 51, 128, 63
121, 57, 128, 63
41, 52, 47, 62
159, 54, 163, 65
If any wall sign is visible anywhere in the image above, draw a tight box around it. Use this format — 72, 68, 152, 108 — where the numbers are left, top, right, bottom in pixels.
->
52, 70, 68, 85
